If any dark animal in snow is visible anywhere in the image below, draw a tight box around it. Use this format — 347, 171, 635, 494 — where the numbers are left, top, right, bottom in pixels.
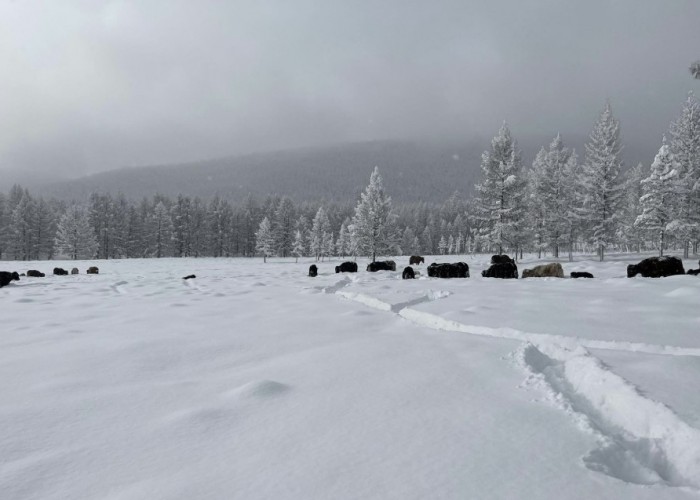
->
53, 267, 68, 276
183, 274, 196, 280
402, 266, 416, 279
87, 266, 99, 275
522, 263, 564, 278
627, 256, 684, 278
409, 256, 425, 265
366, 260, 396, 272
427, 262, 470, 278
481, 255, 518, 279
0, 271, 20, 288
27, 270, 45, 278
570, 272, 594, 279
335, 261, 358, 273
687, 269, 700, 276
308, 265, 318, 277
71, 268, 79, 275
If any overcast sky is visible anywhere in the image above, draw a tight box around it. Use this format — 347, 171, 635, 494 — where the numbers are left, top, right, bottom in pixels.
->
1, 0, 698, 177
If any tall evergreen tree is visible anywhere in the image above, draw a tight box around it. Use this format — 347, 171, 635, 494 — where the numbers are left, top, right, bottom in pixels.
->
273, 197, 296, 258
668, 92, 700, 256
635, 139, 680, 256
350, 167, 398, 262
55, 205, 98, 260
473, 123, 528, 256
310, 206, 331, 261
580, 102, 625, 261
255, 217, 274, 262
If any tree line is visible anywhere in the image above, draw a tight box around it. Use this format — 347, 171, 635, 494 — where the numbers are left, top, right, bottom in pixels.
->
1, 94, 698, 262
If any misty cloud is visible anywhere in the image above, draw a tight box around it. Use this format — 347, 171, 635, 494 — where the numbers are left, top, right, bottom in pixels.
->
0, 0, 698, 177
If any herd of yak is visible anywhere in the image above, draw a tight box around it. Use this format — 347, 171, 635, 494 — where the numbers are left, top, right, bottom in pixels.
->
0, 266, 99, 288
2, 255, 700, 289
308, 255, 700, 280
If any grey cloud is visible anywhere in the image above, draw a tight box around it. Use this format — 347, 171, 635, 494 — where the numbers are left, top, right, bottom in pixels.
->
0, 0, 699, 177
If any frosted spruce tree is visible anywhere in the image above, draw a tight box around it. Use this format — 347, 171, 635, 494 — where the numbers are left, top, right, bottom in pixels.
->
310, 206, 331, 261
336, 222, 351, 258
668, 92, 700, 256
255, 217, 274, 262
350, 167, 398, 262
528, 135, 576, 257
55, 205, 98, 260
580, 102, 625, 261
473, 123, 528, 257
148, 201, 173, 258
292, 230, 305, 262
273, 197, 296, 258
619, 163, 646, 253
634, 139, 679, 256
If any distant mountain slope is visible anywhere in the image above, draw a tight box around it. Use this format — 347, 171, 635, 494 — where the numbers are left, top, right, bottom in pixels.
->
39, 141, 485, 203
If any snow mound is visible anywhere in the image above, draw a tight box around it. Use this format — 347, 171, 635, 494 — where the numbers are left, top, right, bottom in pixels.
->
513, 343, 700, 488
664, 287, 699, 298
224, 380, 291, 400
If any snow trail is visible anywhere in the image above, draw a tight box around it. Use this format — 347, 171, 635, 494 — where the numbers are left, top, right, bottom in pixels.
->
513, 343, 700, 489
332, 283, 700, 490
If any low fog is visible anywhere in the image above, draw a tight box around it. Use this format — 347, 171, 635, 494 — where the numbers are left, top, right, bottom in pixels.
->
0, 0, 698, 179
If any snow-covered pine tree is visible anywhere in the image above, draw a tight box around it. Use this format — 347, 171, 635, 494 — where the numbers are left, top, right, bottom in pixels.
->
255, 216, 274, 262
580, 102, 625, 261
635, 139, 680, 256
292, 230, 305, 263
668, 92, 700, 256
322, 230, 335, 259
171, 194, 193, 257
438, 235, 447, 255
473, 123, 528, 257
55, 205, 98, 260
336, 222, 351, 258
619, 163, 645, 253
447, 234, 454, 254
273, 197, 296, 258
149, 201, 173, 258
32, 197, 56, 260
528, 147, 549, 258
350, 167, 398, 262
310, 206, 331, 261
8, 192, 36, 260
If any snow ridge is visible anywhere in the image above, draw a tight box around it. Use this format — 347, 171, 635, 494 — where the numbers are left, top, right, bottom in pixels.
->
398, 308, 700, 358
332, 284, 700, 489
513, 343, 700, 489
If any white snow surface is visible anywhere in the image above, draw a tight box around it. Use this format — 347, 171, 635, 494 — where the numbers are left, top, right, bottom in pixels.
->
2, 253, 700, 499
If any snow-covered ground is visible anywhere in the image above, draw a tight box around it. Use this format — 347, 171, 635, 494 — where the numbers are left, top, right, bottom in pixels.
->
2, 253, 700, 499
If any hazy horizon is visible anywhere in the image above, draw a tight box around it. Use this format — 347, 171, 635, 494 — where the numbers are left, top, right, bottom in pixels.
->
1, 1, 698, 179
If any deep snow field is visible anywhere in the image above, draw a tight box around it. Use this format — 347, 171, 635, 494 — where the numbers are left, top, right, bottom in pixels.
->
2, 253, 700, 499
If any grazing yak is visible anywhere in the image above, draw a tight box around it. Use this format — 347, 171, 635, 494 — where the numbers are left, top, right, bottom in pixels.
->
183, 274, 196, 280
409, 255, 425, 265
367, 260, 396, 272
402, 266, 416, 279
0, 271, 20, 288
335, 261, 358, 273
87, 266, 99, 275
427, 262, 470, 278
71, 268, 79, 275
53, 267, 68, 276
481, 255, 518, 279
687, 261, 700, 276
627, 256, 684, 278
308, 264, 318, 277
522, 263, 564, 278
571, 271, 594, 279
27, 270, 45, 278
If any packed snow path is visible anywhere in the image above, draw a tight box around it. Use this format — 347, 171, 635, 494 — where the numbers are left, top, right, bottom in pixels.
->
1, 255, 700, 499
